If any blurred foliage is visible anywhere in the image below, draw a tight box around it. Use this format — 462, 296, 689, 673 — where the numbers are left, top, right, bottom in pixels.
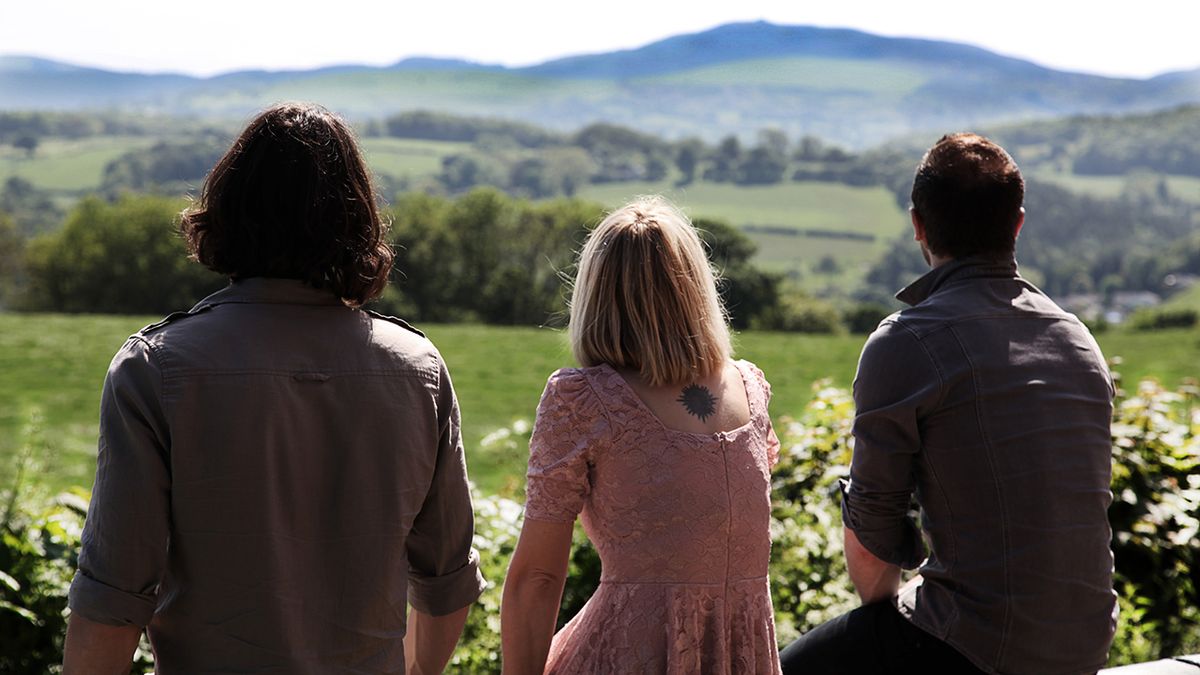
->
1107, 378, 1200, 661
0, 177, 62, 235
0, 210, 24, 308
1128, 307, 1199, 331
753, 290, 846, 334
0, 408, 151, 674
767, 383, 859, 642
382, 189, 790, 330
19, 194, 224, 313
99, 138, 227, 197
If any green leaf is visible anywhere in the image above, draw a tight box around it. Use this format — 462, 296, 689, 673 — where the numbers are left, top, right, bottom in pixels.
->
0, 569, 19, 593
0, 599, 40, 625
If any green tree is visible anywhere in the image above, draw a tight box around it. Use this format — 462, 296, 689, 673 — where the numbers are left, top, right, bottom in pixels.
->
0, 177, 61, 235
11, 134, 38, 158
703, 135, 743, 183
22, 195, 223, 313
438, 153, 506, 193
694, 217, 782, 329
674, 137, 706, 186
0, 211, 25, 308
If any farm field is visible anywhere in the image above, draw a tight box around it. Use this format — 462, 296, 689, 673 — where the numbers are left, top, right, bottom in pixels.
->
1030, 168, 1200, 204
576, 180, 907, 278
2, 312, 1196, 498
0, 135, 158, 194
360, 137, 472, 182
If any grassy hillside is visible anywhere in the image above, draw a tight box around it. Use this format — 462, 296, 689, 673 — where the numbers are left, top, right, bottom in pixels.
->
641, 56, 929, 94
2, 313, 1196, 498
1031, 169, 1200, 204
360, 137, 472, 180
0, 136, 157, 193
577, 180, 907, 279
7, 23, 1198, 148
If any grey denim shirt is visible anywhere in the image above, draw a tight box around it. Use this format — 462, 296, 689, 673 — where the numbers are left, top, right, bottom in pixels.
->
68, 278, 485, 673
842, 257, 1117, 675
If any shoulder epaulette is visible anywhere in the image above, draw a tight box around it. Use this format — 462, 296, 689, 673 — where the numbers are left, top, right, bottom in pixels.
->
137, 304, 216, 336
364, 309, 426, 338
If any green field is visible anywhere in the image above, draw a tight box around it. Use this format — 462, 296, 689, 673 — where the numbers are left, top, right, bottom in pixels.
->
0, 136, 157, 193
2, 313, 1197, 499
1031, 168, 1200, 204
576, 180, 908, 279
360, 137, 472, 180
1162, 282, 1200, 310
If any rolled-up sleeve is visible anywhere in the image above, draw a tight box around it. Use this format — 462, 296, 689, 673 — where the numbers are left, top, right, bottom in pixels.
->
69, 337, 171, 627
406, 357, 486, 616
842, 320, 940, 570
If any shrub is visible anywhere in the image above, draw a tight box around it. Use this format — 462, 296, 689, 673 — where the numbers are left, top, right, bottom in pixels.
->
1128, 307, 1199, 331
20, 195, 223, 314
1107, 378, 1200, 661
755, 292, 846, 334
0, 409, 153, 674
0, 409, 81, 675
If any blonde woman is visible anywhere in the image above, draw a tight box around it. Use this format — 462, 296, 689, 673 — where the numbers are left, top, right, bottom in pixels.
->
501, 196, 783, 674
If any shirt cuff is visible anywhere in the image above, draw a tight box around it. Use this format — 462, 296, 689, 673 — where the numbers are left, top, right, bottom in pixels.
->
408, 548, 486, 616
839, 479, 926, 570
67, 570, 158, 627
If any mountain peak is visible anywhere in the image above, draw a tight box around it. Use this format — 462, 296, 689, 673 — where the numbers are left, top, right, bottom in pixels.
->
520, 21, 1046, 79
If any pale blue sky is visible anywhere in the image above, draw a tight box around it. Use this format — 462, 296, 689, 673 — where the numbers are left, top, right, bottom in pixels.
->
3, 0, 1195, 79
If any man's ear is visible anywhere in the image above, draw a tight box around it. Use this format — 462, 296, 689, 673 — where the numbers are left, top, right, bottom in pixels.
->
1014, 207, 1025, 239
910, 208, 926, 242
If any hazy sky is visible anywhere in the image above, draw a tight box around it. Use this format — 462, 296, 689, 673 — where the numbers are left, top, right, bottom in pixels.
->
3, 0, 1195, 79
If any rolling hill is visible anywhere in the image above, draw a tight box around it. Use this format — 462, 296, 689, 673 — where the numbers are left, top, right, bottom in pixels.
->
3, 22, 1199, 147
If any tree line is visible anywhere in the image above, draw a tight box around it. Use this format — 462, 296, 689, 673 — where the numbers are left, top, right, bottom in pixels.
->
858, 176, 1200, 309
0, 190, 881, 334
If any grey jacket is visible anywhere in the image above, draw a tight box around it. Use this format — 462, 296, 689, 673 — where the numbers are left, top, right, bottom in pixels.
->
842, 257, 1117, 675
69, 278, 484, 673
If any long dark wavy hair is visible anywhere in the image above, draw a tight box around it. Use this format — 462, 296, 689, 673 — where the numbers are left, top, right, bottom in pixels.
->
180, 103, 393, 306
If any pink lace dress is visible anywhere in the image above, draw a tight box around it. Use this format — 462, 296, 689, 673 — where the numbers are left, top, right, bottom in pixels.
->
523, 360, 783, 674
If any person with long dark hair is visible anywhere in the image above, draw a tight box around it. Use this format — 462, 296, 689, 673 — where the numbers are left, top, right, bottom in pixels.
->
63, 103, 484, 674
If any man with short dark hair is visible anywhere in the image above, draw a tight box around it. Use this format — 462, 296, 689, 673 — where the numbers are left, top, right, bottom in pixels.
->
62, 104, 484, 674
781, 133, 1117, 674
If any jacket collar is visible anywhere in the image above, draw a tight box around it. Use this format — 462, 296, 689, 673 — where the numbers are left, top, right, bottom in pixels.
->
896, 255, 1020, 306
191, 277, 344, 311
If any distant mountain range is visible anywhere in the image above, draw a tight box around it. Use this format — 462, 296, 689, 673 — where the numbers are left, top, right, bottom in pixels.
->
3, 22, 1199, 147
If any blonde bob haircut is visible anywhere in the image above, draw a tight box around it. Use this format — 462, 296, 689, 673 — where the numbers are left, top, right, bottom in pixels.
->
569, 196, 731, 386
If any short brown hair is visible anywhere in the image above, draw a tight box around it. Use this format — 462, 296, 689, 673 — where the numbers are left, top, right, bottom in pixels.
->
911, 133, 1024, 259
569, 196, 731, 386
180, 103, 392, 306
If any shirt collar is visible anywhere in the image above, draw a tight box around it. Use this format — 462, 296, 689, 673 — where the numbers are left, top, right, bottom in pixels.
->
191, 277, 344, 311
896, 255, 1020, 306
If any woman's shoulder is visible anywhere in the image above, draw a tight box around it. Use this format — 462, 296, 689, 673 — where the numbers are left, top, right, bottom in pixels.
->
540, 366, 612, 411
732, 358, 769, 384
544, 364, 608, 389
732, 358, 773, 402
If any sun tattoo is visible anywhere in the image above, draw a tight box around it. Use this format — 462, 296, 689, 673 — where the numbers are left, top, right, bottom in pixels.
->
677, 384, 718, 422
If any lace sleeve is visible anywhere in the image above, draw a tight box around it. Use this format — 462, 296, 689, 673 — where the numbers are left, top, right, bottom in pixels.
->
524, 369, 608, 523
748, 362, 781, 468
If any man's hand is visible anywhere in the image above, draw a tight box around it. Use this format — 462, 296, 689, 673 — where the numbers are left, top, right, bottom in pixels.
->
844, 526, 902, 605
404, 605, 470, 675
62, 612, 142, 675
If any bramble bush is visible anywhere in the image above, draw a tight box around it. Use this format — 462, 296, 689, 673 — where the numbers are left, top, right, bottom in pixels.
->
0, 409, 152, 674
3, 377, 1197, 671
1107, 375, 1200, 661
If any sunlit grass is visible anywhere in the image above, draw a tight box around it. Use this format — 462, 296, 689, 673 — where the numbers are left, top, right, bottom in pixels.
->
3, 312, 1195, 497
